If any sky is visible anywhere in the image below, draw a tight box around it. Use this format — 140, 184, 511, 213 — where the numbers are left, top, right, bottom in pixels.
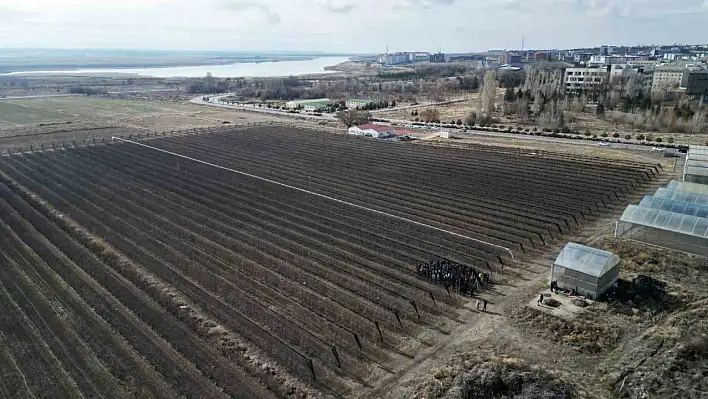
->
0, 0, 707, 53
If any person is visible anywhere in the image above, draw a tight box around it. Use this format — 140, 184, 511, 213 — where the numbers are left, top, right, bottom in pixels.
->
538, 293, 544, 306
476, 299, 480, 310
483, 299, 488, 312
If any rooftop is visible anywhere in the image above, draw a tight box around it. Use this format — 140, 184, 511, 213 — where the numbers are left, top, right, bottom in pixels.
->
619, 205, 708, 239
355, 123, 395, 133
554, 242, 620, 278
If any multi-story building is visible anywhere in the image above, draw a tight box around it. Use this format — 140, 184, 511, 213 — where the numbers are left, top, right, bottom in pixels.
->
563, 67, 608, 93
609, 64, 654, 92
503, 53, 523, 65
652, 65, 686, 92
682, 67, 708, 96
587, 55, 639, 67
429, 53, 446, 63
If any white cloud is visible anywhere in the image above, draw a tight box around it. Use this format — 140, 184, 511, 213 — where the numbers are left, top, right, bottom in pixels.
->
0, 0, 706, 51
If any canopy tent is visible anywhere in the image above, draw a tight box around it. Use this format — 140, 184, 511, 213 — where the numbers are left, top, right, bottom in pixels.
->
550, 243, 620, 299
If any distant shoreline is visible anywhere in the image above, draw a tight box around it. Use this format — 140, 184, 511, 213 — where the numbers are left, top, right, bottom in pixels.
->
0, 56, 320, 75
2, 56, 351, 78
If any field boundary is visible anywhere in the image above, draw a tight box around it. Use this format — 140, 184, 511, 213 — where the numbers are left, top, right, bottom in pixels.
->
111, 136, 516, 260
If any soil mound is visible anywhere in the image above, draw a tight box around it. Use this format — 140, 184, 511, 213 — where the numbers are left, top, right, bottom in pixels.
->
440, 359, 577, 399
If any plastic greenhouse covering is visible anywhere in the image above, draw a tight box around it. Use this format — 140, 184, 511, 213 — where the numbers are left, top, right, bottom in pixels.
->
687, 159, 708, 168
553, 242, 620, 278
689, 145, 708, 156
618, 205, 708, 239
667, 180, 708, 195
687, 154, 708, 163
685, 166, 708, 178
654, 188, 708, 207
639, 196, 708, 218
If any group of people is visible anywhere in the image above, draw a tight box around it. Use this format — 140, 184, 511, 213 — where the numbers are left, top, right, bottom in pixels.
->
415, 259, 488, 298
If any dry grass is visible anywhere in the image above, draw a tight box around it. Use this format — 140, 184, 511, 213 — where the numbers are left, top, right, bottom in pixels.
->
420, 354, 577, 399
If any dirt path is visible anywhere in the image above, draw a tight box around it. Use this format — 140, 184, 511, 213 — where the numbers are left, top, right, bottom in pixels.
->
359, 167, 678, 399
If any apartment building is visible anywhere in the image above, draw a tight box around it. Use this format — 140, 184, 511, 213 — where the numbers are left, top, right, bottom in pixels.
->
564, 67, 608, 93
682, 67, 708, 96
609, 64, 654, 92
652, 65, 686, 92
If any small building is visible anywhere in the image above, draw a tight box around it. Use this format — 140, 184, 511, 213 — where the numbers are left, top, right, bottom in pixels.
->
348, 123, 396, 138
550, 243, 621, 300
563, 67, 609, 94
285, 98, 331, 111
346, 99, 372, 109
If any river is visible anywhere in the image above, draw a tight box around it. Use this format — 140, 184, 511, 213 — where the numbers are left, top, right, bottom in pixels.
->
2, 56, 351, 78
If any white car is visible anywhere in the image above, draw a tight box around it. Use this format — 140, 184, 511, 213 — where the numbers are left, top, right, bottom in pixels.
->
598, 142, 611, 147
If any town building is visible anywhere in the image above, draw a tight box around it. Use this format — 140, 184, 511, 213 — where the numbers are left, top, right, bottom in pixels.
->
345, 99, 372, 109
682, 67, 708, 96
347, 124, 396, 138
285, 98, 331, 111
429, 53, 446, 63
503, 53, 523, 66
563, 67, 608, 93
609, 64, 654, 92
587, 55, 639, 67
652, 65, 686, 92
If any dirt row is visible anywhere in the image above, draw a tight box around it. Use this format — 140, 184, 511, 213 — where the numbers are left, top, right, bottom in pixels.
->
0, 126, 660, 397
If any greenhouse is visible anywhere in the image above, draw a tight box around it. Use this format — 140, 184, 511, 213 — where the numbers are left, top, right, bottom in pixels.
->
654, 188, 708, 207
550, 242, 621, 300
666, 180, 708, 195
684, 145, 708, 185
616, 205, 708, 256
638, 196, 708, 218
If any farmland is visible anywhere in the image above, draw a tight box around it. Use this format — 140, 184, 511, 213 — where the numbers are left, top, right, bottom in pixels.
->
0, 126, 661, 397
0, 96, 285, 152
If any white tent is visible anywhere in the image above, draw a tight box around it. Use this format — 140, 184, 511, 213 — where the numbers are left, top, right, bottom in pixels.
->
550, 243, 620, 299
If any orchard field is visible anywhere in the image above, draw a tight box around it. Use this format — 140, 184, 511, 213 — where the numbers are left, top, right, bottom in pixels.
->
0, 126, 660, 398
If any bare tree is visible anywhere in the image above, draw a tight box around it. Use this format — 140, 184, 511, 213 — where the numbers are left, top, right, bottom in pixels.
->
690, 110, 705, 135
464, 111, 477, 126
624, 75, 643, 99
538, 100, 565, 130
478, 71, 498, 118
516, 97, 530, 123
419, 108, 441, 123
337, 109, 371, 127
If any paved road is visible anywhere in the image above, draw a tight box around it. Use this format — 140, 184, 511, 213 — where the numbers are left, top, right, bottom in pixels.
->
191, 94, 336, 120
190, 95, 667, 153
369, 97, 470, 114
456, 129, 659, 152
192, 94, 470, 119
